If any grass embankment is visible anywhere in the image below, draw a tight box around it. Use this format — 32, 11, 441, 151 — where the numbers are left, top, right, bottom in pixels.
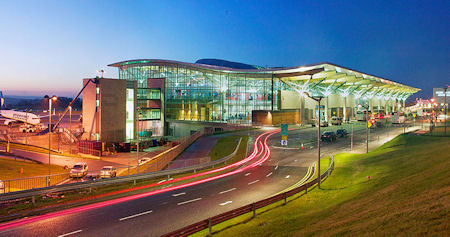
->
209, 136, 242, 161
0, 136, 250, 222
0, 157, 66, 180
196, 134, 449, 236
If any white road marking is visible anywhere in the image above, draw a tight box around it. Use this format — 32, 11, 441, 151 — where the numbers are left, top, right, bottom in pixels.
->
157, 179, 166, 184
177, 198, 202, 205
219, 188, 236, 194
285, 175, 290, 179
119, 210, 153, 221
58, 230, 82, 237
172, 192, 186, 197
168, 178, 174, 181
245, 173, 251, 176
248, 180, 260, 185
275, 165, 279, 170
266, 172, 273, 177
219, 201, 233, 206
294, 159, 298, 162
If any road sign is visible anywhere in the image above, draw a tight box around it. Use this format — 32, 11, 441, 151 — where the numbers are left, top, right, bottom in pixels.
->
368, 121, 372, 128
281, 124, 288, 136
281, 135, 287, 141
281, 140, 288, 146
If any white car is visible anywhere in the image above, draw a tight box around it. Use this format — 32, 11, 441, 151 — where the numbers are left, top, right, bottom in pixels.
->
70, 162, 88, 178
19, 124, 36, 133
100, 166, 117, 178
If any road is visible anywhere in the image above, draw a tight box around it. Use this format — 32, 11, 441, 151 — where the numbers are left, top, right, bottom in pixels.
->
0, 123, 411, 237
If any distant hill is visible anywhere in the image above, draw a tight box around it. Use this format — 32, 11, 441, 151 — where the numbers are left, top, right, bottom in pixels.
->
195, 59, 267, 70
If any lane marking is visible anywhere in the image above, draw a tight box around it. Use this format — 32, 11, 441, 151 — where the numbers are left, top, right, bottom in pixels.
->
157, 179, 166, 184
219, 201, 233, 206
58, 230, 82, 237
285, 175, 290, 179
248, 180, 260, 185
275, 165, 279, 170
172, 192, 186, 197
119, 210, 153, 221
219, 188, 236, 194
245, 173, 251, 176
177, 198, 202, 206
266, 172, 273, 177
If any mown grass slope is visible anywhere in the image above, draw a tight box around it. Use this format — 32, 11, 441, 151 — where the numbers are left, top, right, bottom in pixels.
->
206, 134, 449, 236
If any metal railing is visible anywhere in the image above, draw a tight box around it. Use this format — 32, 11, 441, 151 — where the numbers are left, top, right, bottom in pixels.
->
0, 136, 244, 201
162, 156, 335, 237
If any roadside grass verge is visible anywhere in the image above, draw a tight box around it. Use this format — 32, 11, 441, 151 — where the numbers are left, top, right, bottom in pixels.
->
209, 136, 242, 161
0, 136, 249, 222
194, 134, 449, 236
0, 157, 66, 180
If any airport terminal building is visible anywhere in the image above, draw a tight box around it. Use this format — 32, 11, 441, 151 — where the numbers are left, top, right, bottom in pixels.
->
82, 59, 419, 144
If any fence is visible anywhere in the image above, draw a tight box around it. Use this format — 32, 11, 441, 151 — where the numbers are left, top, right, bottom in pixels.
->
1, 173, 69, 194
162, 156, 335, 237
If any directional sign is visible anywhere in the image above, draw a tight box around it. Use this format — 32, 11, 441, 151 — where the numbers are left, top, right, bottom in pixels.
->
368, 121, 372, 128
281, 124, 288, 136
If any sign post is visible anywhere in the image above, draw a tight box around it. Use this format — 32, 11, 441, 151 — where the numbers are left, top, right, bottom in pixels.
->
281, 124, 288, 146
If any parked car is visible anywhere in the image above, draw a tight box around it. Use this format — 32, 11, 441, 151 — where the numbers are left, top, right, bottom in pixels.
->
331, 116, 342, 125
321, 131, 337, 142
100, 166, 117, 178
336, 129, 348, 137
19, 124, 36, 133
69, 162, 88, 178
320, 120, 329, 127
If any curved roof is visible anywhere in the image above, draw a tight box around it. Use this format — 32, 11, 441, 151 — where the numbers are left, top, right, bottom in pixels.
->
108, 59, 420, 97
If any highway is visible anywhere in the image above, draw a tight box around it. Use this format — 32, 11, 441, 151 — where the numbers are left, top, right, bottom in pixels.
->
0, 124, 407, 237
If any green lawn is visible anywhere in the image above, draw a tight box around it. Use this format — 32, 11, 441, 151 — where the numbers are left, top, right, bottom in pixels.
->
209, 136, 243, 161
0, 157, 66, 180
196, 134, 450, 236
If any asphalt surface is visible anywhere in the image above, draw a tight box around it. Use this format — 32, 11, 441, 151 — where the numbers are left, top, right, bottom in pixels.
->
0, 124, 409, 237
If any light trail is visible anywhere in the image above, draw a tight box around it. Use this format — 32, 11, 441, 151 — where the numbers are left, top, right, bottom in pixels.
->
0, 129, 278, 232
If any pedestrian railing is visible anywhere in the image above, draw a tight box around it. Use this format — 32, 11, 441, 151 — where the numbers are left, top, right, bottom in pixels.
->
162, 156, 334, 237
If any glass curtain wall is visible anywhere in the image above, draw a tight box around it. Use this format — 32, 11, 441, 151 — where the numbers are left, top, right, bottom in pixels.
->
118, 63, 276, 124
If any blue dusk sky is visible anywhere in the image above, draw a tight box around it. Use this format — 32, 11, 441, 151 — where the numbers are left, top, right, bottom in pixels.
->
0, 0, 448, 99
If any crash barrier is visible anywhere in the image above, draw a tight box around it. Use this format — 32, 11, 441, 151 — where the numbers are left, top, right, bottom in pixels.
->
162, 156, 334, 237
0, 136, 244, 201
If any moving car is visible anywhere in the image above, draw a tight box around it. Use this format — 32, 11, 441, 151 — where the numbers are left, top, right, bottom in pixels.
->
100, 166, 117, 178
331, 116, 342, 125
336, 129, 348, 137
321, 131, 337, 142
69, 162, 88, 178
320, 120, 329, 127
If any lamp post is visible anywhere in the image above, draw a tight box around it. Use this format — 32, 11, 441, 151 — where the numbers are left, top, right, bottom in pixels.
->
136, 107, 140, 174
69, 105, 72, 154
25, 108, 28, 144
364, 104, 369, 154
444, 87, 448, 136
44, 95, 57, 178
303, 92, 323, 189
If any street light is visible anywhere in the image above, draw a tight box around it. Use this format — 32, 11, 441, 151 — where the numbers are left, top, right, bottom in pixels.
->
69, 105, 72, 154
136, 107, 140, 174
443, 87, 448, 136
303, 92, 324, 189
44, 95, 57, 179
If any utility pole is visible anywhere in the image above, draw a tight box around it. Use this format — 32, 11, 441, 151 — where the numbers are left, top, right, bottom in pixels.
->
25, 108, 28, 144
69, 106, 72, 154
44, 95, 57, 179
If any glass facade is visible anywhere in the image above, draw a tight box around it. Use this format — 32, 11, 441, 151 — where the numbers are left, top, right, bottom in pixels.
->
118, 63, 284, 124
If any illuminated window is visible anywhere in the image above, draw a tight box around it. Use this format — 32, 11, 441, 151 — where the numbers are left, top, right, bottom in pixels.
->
96, 100, 99, 107
96, 87, 100, 94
